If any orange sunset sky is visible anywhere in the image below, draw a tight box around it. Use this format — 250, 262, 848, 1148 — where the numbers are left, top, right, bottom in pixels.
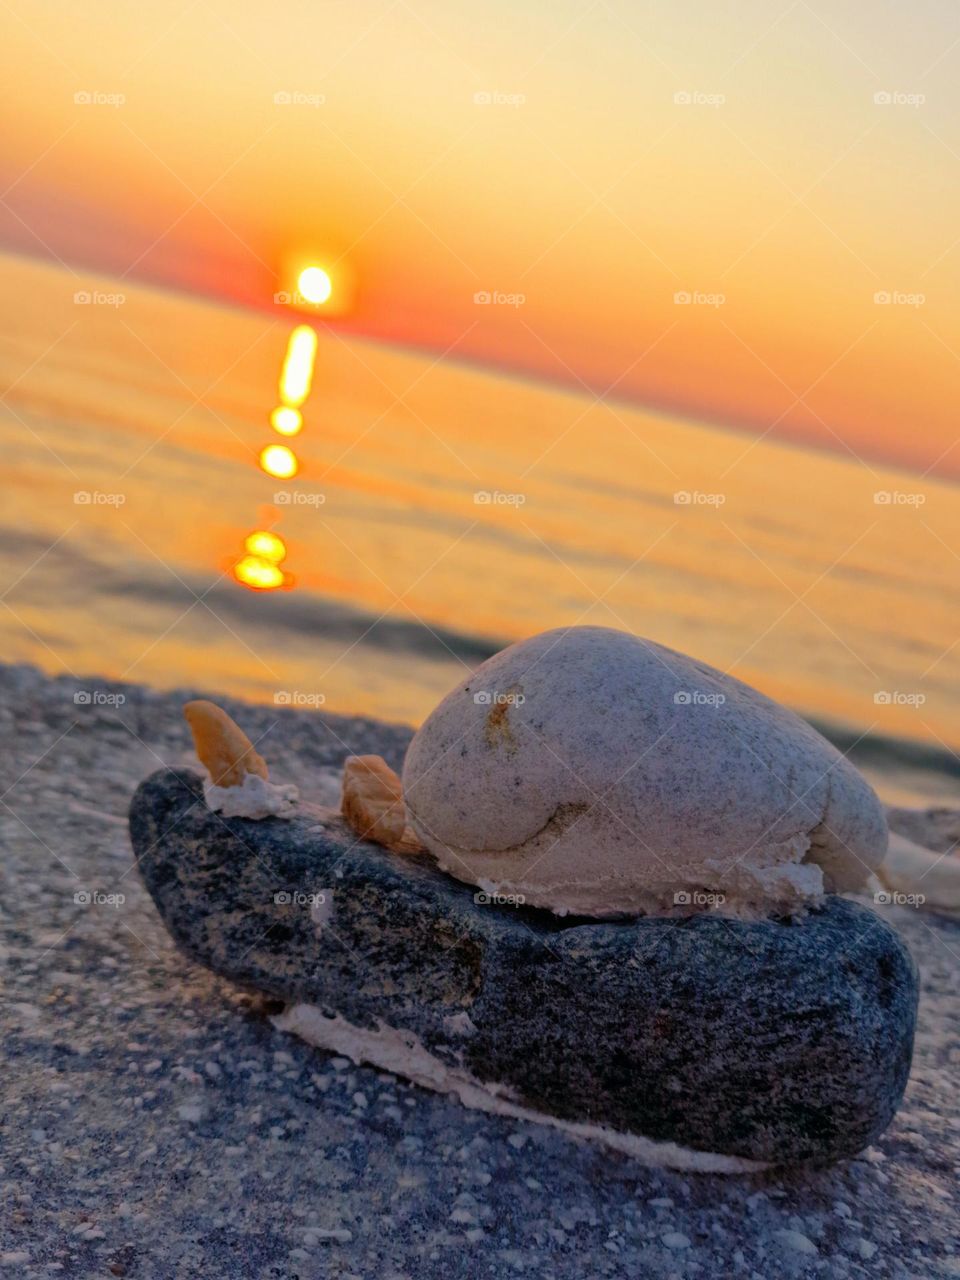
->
3, 0, 960, 476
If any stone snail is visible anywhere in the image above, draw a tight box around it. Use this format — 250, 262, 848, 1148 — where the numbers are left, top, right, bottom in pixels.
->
183, 625, 958, 920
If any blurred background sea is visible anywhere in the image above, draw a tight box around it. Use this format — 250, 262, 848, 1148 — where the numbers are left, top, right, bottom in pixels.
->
2, 252, 959, 807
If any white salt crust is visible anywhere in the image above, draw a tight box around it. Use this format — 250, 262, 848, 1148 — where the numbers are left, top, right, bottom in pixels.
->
272, 1003, 770, 1174
204, 773, 299, 820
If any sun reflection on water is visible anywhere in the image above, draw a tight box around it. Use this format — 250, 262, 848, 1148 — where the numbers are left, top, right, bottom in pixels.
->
233, 553, 286, 591
259, 443, 299, 479
244, 530, 287, 561
232, 281, 325, 589
278, 324, 318, 408
270, 405, 303, 436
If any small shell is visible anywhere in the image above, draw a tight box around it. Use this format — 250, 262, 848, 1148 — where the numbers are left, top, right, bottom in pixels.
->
183, 700, 269, 788
341, 755, 406, 846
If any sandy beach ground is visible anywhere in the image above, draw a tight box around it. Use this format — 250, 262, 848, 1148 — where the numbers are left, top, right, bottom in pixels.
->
1, 661, 957, 1279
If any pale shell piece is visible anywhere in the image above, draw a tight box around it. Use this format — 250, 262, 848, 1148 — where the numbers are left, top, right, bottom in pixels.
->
342, 754, 407, 847
878, 832, 960, 916
183, 699, 269, 788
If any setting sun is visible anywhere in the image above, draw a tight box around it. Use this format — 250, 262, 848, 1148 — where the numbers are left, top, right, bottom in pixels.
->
297, 266, 332, 305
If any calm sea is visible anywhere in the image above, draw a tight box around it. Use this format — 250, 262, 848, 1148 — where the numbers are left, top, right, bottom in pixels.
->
2, 253, 958, 805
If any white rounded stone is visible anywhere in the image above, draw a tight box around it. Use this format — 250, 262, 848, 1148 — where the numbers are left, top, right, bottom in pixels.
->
401, 626, 887, 918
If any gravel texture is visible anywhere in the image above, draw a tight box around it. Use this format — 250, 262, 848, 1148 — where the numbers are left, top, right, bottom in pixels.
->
1, 662, 958, 1278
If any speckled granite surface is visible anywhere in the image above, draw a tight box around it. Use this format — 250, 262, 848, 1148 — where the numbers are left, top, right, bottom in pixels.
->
1, 663, 958, 1278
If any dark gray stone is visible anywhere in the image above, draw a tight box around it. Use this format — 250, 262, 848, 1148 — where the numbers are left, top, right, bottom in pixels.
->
130, 767, 919, 1166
